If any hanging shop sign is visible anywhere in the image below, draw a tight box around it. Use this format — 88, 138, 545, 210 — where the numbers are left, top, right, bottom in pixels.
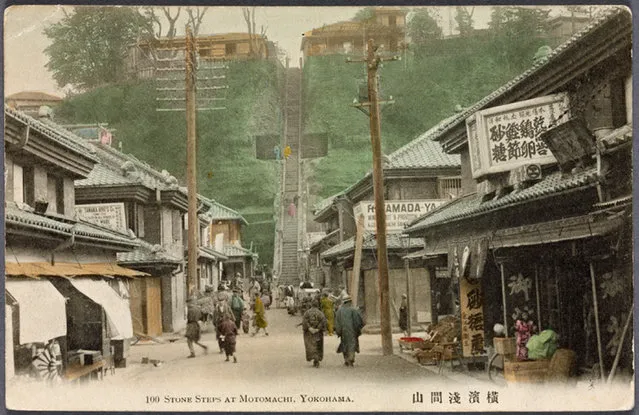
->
75, 202, 127, 233
460, 276, 486, 357
353, 200, 447, 232
466, 93, 570, 179
448, 238, 488, 280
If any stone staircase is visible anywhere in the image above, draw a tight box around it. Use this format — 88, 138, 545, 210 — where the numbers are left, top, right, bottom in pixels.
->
278, 68, 302, 286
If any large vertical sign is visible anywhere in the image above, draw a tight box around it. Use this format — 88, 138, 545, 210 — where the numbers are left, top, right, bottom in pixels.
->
460, 276, 486, 357
466, 93, 570, 178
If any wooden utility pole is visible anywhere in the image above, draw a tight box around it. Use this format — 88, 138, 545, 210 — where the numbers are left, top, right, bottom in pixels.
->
350, 214, 365, 306
185, 26, 198, 297
347, 39, 397, 356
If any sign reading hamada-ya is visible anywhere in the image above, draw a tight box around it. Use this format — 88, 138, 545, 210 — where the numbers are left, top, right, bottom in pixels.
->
353, 200, 447, 232
466, 92, 570, 179
75, 202, 127, 233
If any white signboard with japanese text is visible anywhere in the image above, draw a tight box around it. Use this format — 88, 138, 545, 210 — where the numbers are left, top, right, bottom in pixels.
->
75, 202, 127, 233
466, 93, 570, 178
352, 200, 447, 232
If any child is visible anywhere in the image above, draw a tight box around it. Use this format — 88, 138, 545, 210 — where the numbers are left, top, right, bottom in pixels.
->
218, 314, 238, 363
241, 309, 250, 334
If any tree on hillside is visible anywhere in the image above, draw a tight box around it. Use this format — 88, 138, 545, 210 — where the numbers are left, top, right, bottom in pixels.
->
242, 7, 267, 58
407, 8, 443, 46
455, 7, 475, 37
353, 7, 375, 22
44, 7, 152, 90
488, 6, 553, 70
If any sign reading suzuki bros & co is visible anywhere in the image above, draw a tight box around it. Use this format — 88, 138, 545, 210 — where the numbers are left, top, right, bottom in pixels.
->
353, 200, 447, 232
466, 93, 570, 179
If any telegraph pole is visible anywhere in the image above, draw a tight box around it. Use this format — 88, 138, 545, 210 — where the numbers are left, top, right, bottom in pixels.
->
348, 39, 398, 356
185, 26, 198, 297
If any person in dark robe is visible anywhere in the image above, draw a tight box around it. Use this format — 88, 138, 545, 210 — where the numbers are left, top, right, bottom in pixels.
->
335, 295, 364, 367
302, 300, 328, 368
230, 289, 245, 330
218, 314, 238, 363
399, 294, 408, 335
213, 298, 235, 353
186, 299, 208, 358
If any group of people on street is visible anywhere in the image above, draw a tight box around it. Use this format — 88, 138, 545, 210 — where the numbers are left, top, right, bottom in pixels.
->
184, 279, 272, 363
301, 293, 364, 368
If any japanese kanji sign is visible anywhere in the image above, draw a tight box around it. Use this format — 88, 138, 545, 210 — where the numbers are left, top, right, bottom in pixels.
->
466, 93, 570, 178
460, 276, 487, 357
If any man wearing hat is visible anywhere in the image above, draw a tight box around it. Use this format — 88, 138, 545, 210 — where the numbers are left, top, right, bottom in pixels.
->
334, 295, 364, 367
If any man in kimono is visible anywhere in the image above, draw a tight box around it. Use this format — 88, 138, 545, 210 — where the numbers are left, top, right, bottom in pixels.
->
302, 300, 327, 368
186, 298, 208, 358
335, 295, 364, 367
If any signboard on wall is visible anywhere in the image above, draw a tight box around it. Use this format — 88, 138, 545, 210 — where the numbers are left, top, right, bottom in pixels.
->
466, 93, 570, 178
460, 276, 486, 357
352, 200, 447, 232
75, 202, 127, 233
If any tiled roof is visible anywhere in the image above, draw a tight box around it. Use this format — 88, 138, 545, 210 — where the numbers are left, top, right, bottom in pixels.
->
5, 202, 138, 247
117, 240, 182, 264
428, 8, 628, 147
387, 114, 461, 169
312, 192, 342, 216
78, 142, 182, 192
5, 105, 98, 162
321, 233, 424, 259
6, 91, 62, 102
76, 163, 139, 187
199, 246, 228, 261
223, 244, 258, 259
405, 167, 599, 233
201, 198, 248, 225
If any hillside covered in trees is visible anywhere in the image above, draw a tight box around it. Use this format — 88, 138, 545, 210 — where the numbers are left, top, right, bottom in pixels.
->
56, 60, 283, 264
303, 6, 589, 200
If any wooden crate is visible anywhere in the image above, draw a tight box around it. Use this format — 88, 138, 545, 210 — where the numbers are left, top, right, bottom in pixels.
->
494, 337, 516, 355
504, 359, 550, 384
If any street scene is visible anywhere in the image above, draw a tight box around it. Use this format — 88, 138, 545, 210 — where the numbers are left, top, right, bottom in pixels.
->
3, 4, 635, 412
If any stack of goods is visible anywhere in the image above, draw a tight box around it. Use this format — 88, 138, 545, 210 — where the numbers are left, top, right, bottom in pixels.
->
197, 295, 216, 318
412, 316, 461, 365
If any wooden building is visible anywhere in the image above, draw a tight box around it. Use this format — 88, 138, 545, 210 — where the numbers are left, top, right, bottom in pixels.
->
201, 198, 257, 282
75, 142, 190, 334
126, 33, 272, 80
4, 105, 141, 381
301, 7, 407, 62
313, 122, 461, 330
404, 9, 633, 376
5, 91, 62, 116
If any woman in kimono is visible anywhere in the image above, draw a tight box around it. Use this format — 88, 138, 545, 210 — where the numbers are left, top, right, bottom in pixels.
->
302, 301, 328, 368
251, 292, 269, 336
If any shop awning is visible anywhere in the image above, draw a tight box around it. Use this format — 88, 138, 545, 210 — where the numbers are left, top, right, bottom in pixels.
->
68, 278, 133, 339
5, 279, 67, 344
5, 262, 148, 278
490, 211, 625, 249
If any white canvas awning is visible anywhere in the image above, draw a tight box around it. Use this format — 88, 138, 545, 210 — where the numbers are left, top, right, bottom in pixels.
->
5, 279, 67, 344
69, 278, 133, 339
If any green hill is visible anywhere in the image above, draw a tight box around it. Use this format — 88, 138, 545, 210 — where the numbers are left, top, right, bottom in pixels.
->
303, 34, 557, 200
56, 60, 284, 265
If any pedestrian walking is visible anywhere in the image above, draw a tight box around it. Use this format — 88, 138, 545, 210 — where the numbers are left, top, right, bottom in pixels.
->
251, 292, 269, 336
218, 314, 238, 363
287, 201, 296, 217
335, 295, 364, 367
399, 294, 408, 336
214, 297, 235, 353
230, 289, 245, 330
283, 145, 292, 160
302, 300, 327, 368
186, 298, 208, 358
320, 293, 335, 336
